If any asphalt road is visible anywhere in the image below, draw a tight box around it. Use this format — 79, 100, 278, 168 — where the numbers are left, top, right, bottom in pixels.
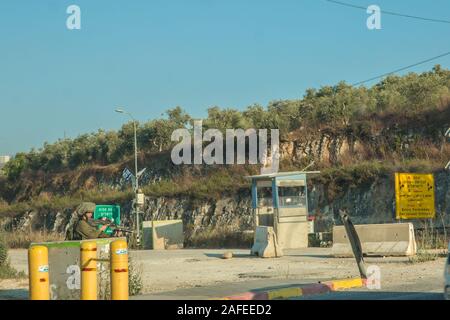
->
4, 248, 448, 300
295, 281, 446, 300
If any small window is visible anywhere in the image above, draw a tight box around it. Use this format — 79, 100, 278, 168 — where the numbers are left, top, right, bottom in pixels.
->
257, 187, 273, 207
278, 186, 306, 207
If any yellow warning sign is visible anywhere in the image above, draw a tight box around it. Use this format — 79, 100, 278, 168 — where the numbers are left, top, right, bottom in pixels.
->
395, 173, 435, 219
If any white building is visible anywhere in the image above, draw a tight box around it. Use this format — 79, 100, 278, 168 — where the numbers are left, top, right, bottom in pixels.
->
0, 155, 10, 169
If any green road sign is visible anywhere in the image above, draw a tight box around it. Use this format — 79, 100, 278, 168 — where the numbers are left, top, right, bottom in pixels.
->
94, 205, 121, 225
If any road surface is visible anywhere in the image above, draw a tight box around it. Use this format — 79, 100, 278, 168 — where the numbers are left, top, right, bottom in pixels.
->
295, 276, 446, 300
2, 248, 447, 300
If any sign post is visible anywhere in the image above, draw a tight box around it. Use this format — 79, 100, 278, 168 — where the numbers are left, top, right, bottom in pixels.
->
395, 173, 435, 220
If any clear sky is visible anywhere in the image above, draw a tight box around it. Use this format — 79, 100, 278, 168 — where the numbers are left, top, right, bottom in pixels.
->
0, 0, 449, 155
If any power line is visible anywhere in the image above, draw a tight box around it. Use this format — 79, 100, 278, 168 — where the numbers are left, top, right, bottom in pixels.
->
353, 51, 450, 86
326, 0, 450, 25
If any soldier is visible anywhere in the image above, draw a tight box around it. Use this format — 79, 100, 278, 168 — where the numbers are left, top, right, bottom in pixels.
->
66, 202, 111, 240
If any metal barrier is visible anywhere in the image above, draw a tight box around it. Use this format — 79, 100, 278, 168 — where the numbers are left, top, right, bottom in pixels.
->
28, 245, 50, 300
81, 241, 98, 300
28, 238, 129, 300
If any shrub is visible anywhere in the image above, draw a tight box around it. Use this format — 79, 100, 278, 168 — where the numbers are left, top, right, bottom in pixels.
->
0, 236, 7, 266
128, 257, 143, 296
0, 233, 26, 279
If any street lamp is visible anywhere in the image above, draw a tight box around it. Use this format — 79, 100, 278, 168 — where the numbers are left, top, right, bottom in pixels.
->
115, 108, 139, 193
446, 127, 450, 171
115, 107, 141, 247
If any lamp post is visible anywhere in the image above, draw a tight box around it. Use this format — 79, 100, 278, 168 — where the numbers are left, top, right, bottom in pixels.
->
115, 108, 139, 192
115, 108, 141, 247
446, 128, 450, 170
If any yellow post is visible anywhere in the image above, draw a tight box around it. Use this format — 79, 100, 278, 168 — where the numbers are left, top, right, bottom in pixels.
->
110, 239, 129, 300
28, 245, 50, 300
81, 241, 98, 300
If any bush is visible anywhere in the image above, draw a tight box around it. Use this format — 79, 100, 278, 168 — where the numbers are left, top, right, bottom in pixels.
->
0, 233, 26, 279
0, 237, 7, 266
407, 250, 440, 264
0, 261, 26, 279
128, 257, 143, 296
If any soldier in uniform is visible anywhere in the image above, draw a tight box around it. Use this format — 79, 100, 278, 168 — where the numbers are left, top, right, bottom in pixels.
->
72, 202, 110, 240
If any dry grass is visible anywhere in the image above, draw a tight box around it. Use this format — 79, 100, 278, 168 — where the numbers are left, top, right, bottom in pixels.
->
415, 221, 449, 251
186, 226, 254, 249
0, 260, 26, 279
407, 250, 441, 264
128, 257, 143, 296
1, 231, 64, 249
0, 189, 133, 218
0, 233, 27, 279
408, 223, 449, 264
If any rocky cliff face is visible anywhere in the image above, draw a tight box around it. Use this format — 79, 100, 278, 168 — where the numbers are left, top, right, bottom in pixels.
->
1, 108, 449, 240
142, 195, 253, 232
309, 171, 450, 231
3, 171, 449, 239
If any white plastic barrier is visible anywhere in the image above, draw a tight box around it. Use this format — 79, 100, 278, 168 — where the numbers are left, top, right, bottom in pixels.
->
332, 223, 417, 257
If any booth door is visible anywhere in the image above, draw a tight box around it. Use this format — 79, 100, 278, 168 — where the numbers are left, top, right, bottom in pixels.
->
275, 181, 309, 249
276, 208, 309, 249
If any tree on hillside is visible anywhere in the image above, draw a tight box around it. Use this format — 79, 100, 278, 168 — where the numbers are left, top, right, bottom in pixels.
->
4, 66, 450, 178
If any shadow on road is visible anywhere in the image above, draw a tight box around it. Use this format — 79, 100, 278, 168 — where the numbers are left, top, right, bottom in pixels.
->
297, 290, 444, 300
0, 289, 28, 300
204, 253, 257, 259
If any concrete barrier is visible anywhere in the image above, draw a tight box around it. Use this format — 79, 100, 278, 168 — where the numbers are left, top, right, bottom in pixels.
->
142, 220, 184, 250
251, 226, 283, 258
332, 223, 417, 257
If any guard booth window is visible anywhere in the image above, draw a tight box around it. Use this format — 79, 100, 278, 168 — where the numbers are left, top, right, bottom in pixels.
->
278, 186, 306, 207
257, 187, 273, 207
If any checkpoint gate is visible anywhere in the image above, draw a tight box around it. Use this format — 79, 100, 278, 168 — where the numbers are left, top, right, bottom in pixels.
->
247, 171, 319, 249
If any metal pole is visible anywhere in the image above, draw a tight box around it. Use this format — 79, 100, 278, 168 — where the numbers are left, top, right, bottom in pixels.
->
28, 245, 50, 300
129, 115, 140, 247
133, 119, 138, 193
80, 241, 97, 300
110, 239, 129, 300
115, 108, 141, 248
445, 128, 450, 171
339, 210, 367, 279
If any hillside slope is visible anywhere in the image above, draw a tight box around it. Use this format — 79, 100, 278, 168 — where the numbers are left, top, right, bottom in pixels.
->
1, 67, 450, 245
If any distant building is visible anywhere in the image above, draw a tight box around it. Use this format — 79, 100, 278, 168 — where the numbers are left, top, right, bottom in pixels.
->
0, 155, 10, 170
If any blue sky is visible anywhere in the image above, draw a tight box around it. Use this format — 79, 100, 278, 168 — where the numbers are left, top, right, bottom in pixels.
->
0, 0, 449, 155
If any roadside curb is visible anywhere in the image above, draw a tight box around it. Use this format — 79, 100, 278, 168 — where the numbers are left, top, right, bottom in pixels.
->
218, 278, 366, 300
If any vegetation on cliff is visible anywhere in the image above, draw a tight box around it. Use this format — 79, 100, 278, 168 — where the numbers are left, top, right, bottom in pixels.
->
1, 66, 449, 217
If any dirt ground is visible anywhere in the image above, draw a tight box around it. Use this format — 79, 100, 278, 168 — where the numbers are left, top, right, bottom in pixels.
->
1, 247, 447, 299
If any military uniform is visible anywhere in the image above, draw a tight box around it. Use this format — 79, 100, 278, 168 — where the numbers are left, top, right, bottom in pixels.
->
74, 219, 110, 240
67, 202, 111, 240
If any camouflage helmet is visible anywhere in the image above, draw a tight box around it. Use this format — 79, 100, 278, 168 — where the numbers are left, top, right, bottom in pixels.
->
76, 202, 96, 217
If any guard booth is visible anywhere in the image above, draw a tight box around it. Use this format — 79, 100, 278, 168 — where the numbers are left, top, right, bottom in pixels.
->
247, 171, 319, 249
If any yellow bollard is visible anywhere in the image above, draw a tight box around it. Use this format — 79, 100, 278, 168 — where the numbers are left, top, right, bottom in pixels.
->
28, 245, 50, 300
81, 241, 98, 300
110, 239, 129, 300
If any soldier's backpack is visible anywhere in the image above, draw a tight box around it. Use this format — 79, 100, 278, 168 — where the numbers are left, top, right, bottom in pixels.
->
65, 212, 82, 241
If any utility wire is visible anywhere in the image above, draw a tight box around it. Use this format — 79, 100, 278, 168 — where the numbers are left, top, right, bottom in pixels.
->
352, 51, 450, 86
326, 0, 450, 25
353, 51, 450, 85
